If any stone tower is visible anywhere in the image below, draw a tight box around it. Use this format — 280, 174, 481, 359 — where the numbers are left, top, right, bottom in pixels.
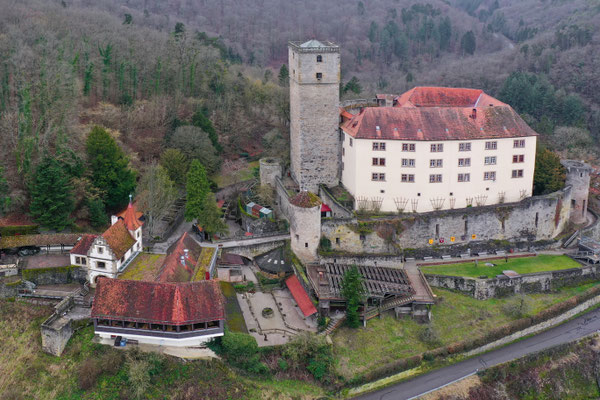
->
288, 40, 340, 192
561, 160, 592, 225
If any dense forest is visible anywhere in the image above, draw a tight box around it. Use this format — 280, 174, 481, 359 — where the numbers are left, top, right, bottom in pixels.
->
0, 0, 598, 230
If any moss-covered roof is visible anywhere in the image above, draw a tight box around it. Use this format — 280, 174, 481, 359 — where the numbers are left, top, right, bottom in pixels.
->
290, 191, 321, 208
0, 233, 81, 249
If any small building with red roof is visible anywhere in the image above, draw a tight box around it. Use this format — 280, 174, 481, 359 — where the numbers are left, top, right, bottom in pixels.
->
92, 278, 225, 346
71, 197, 144, 286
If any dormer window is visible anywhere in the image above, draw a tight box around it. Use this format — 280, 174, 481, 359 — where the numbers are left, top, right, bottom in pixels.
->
316, 55, 323, 62
316, 72, 322, 80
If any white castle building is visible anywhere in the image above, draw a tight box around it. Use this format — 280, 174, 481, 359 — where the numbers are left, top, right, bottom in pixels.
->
288, 39, 537, 213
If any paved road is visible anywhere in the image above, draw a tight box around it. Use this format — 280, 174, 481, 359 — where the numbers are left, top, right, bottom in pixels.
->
355, 307, 600, 400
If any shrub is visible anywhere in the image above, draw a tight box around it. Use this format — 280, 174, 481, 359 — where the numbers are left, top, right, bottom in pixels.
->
127, 357, 151, 400
277, 358, 288, 371
78, 359, 102, 390
221, 330, 268, 374
419, 325, 441, 346
99, 351, 124, 376
502, 295, 531, 319
283, 332, 334, 382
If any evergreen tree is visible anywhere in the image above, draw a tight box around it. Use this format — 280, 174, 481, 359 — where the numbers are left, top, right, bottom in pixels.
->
123, 13, 132, 25
533, 146, 566, 195
87, 197, 107, 229
195, 193, 228, 237
340, 265, 365, 328
159, 148, 189, 187
0, 166, 10, 216
86, 126, 136, 212
344, 77, 363, 95
278, 64, 289, 87
191, 110, 222, 153
29, 156, 74, 231
185, 160, 210, 222
460, 31, 476, 55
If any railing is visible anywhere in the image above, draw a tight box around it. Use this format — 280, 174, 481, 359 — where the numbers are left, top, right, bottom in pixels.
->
563, 230, 580, 248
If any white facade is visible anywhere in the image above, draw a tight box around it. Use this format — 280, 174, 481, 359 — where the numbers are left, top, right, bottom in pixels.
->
341, 134, 537, 212
95, 330, 223, 347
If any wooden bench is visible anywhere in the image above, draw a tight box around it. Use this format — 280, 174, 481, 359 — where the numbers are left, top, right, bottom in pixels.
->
441, 255, 452, 260
423, 256, 433, 261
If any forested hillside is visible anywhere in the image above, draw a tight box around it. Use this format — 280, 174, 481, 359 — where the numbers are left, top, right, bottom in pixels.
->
0, 0, 598, 230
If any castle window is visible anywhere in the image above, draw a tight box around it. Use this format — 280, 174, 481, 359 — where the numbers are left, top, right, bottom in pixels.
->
401, 174, 415, 183
97, 262, 106, 269
372, 173, 385, 181
316, 55, 323, 62
511, 169, 524, 178
349, 138, 353, 147
305, 243, 308, 248
485, 141, 497, 150
402, 143, 415, 152
359, 234, 366, 241
458, 173, 470, 182
484, 156, 497, 165
82, 258, 86, 265
342, 147, 345, 156
484, 171, 496, 181
341, 162, 344, 171
372, 157, 386, 166
137, 231, 140, 238
373, 142, 386, 151
75, 257, 81, 264
430, 143, 444, 152
401, 158, 415, 167
429, 174, 442, 183
513, 154, 524, 163
335, 238, 340, 245
458, 158, 471, 167
459, 142, 471, 151
97, 246, 104, 254
514, 139, 525, 148
316, 72, 322, 80
429, 159, 443, 168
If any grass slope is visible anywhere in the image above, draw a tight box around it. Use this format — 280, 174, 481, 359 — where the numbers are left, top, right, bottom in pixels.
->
420, 255, 581, 278
333, 283, 599, 379
0, 299, 323, 399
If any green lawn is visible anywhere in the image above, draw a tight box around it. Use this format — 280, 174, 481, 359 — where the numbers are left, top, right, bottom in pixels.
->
420, 255, 581, 278
332, 283, 600, 380
220, 281, 248, 333
212, 160, 259, 188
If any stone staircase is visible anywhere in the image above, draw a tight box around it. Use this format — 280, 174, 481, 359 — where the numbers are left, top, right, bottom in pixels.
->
321, 315, 345, 336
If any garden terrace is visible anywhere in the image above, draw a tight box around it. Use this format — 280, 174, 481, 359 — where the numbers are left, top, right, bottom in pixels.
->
307, 264, 414, 301
420, 255, 581, 279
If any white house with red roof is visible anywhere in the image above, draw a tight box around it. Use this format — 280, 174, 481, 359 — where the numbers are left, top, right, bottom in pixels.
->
71, 198, 143, 286
340, 87, 537, 212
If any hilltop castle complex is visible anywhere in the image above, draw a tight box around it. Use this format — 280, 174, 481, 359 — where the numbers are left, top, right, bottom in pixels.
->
261, 39, 592, 263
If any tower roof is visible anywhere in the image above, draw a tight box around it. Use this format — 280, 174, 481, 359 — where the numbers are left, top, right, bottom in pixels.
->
300, 39, 327, 48
123, 199, 142, 231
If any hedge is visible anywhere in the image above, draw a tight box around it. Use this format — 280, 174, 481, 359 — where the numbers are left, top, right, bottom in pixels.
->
22, 266, 72, 281
347, 284, 600, 387
0, 225, 39, 236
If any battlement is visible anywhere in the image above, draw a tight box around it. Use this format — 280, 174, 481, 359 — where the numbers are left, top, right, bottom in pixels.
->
289, 40, 339, 53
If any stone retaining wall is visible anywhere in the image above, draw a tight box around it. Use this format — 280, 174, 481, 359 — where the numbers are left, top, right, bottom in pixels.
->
319, 254, 404, 267
426, 263, 600, 300
22, 266, 87, 286
322, 187, 572, 254
41, 296, 75, 356
319, 185, 353, 219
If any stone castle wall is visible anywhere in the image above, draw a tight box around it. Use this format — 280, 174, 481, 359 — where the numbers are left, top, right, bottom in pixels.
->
318, 185, 353, 219
259, 158, 282, 188
562, 160, 591, 225
290, 202, 321, 263
321, 186, 572, 254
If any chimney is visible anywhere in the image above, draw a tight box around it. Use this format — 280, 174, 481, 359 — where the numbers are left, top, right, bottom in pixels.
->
471, 108, 477, 119
184, 249, 189, 259
180, 255, 185, 265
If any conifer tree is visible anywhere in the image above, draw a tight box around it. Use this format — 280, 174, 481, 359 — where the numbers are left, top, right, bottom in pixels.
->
191, 110, 222, 153
87, 197, 108, 229
29, 156, 74, 231
533, 146, 565, 195
159, 148, 189, 187
278, 64, 289, 87
185, 160, 210, 222
86, 126, 136, 212
341, 265, 365, 328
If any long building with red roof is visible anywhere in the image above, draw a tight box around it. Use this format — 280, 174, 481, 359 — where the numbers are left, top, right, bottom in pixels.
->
92, 278, 225, 346
340, 86, 537, 212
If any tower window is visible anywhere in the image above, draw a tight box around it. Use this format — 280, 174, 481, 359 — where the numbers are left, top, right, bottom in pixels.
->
316, 72, 322, 80
316, 55, 323, 62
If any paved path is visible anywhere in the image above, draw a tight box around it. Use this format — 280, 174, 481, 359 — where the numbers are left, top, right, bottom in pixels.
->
353, 307, 600, 400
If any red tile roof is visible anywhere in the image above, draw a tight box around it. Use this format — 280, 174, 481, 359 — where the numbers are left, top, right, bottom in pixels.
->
102, 220, 136, 260
321, 204, 332, 213
219, 253, 245, 266
157, 232, 202, 282
342, 103, 537, 141
122, 201, 143, 231
395, 87, 504, 108
286, 275, 317, 317
92, 278, 225, 325
70, 234, 98, 255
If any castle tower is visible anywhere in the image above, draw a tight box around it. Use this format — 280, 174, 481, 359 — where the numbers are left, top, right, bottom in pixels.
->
289, 40, 340, 192
561, 160, 592, 225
